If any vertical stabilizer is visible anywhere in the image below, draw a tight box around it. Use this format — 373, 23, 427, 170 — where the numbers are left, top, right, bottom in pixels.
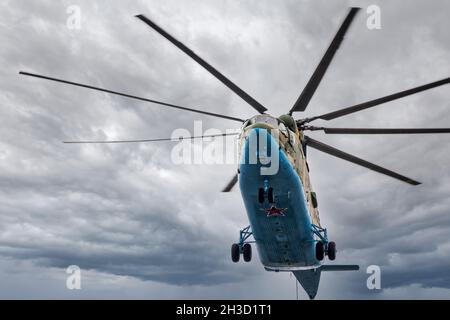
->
292, 268, 322, 299
293, 265, 359, 299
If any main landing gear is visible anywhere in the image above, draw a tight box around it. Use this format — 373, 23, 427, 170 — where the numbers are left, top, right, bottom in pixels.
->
231, 225, 254, 263
312, 224, 337, 261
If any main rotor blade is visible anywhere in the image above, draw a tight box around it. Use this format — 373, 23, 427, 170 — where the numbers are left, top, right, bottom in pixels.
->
305, 126, 450, 134
312, 77, 450, 121
63, 132, 239, 144
289, 7, 360, 113
222, 174, 238, 192
19, 71, 244, 122
304, 136, 420, 185
135, 14, 267, 114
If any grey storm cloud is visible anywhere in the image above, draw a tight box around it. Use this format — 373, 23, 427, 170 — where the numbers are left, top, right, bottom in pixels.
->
0, 0, 450, 299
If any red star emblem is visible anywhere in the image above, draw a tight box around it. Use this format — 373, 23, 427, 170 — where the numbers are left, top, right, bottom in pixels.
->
262, 206, 287, 217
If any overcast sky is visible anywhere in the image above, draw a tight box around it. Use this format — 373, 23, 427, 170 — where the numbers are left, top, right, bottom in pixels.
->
1, 0, 449, 299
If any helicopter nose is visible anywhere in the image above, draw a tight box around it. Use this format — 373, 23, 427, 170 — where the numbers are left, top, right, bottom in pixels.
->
240, 128, 278, 166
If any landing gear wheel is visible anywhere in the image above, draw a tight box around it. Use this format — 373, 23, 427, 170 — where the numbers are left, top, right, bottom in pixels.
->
231, 243, 240, 263
328, 241, 336, 261
243, 243, 252, 262
268, 187, 274, 204
315, 241, 324, 261
258, 188, 265, 204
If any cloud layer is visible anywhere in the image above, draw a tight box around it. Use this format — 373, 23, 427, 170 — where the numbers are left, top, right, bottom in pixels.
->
0, 0, 449, 299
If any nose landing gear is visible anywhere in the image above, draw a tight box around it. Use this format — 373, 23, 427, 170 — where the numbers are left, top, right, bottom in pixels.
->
258, 179, 275, 204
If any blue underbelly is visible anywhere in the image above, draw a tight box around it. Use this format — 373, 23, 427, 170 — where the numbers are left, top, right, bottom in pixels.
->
239, 128, 317, 269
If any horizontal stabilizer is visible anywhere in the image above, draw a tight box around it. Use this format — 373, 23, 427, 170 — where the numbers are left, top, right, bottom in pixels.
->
321, 265, 360, 271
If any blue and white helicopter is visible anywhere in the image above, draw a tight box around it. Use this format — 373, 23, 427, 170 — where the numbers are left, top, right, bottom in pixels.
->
20, 7, 450, 299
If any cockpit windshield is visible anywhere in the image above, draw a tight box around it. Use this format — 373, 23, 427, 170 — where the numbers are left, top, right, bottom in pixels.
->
249, 115, 279, 127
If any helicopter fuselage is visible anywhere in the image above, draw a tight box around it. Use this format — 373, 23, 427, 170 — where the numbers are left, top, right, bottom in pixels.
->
238, 115, 322, 271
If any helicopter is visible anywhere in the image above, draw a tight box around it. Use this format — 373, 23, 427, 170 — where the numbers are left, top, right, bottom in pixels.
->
19, 7, 450, 299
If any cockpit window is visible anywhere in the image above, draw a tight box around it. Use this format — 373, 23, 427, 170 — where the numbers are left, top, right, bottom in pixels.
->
279, 122, 288, 136
242, 119, 251, 128
250, 115, 278, 127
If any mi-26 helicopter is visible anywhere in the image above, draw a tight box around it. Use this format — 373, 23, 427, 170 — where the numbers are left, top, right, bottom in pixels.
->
20, 7, 450, 299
